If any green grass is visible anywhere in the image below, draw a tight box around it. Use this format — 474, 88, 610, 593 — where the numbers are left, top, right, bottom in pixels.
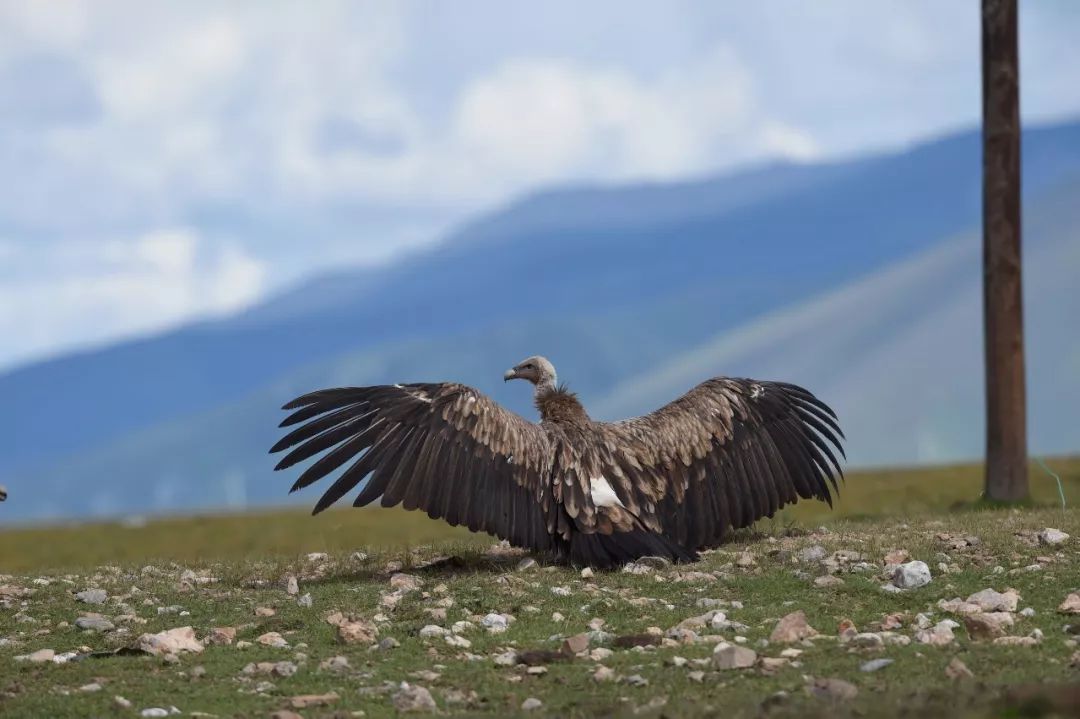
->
1, 458, 1078, 718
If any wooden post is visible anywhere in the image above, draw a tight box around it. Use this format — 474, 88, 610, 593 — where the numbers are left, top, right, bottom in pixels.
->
981, 0, 1028, 502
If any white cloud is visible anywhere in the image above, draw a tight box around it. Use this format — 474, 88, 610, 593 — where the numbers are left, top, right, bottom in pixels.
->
0, 228, 266, 368
0, 1, 1077, 369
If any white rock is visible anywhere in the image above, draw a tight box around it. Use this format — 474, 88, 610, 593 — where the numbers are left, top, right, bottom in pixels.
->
480, 613, 509, 633
1038, 528, 1069, 545
76, 589, 108, 605
521, 698, 543, 711
419, 625, 447, 638
892, 561, 932, 589
551, 586, 571, 597
966, 588, 1020, 612
445, 634, 471, 649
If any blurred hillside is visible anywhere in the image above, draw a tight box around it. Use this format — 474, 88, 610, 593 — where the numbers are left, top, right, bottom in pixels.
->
2, 119, 1079, 522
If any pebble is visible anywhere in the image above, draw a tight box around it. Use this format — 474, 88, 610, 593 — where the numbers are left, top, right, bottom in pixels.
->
1038, 528, 1069, 545
256, 632, 288, 648
297, 593, 312, 608
892, 561, 932, 589
75, 616, 115, 632
593, 665, 616, 682
392, 683, 437, 713
770, 611, 818, 643
860, 658, 893, 672
798, 545, 827, 563
713, 644, 757, 669
516, 558, 538, 571
114, 696, 133, 709
521, 698, 543, 711
285, 576, 299, 595
809, 677, 858, 701
80, 683, 103, 692
140, 709, 169, 718
76, 589, 108, 605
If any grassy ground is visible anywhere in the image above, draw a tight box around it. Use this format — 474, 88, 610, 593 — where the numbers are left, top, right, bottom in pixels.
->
2, 455, 1077, 574
1, 459, 1078, 718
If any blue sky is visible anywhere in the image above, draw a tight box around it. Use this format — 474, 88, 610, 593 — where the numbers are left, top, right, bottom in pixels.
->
1, 0, 1078, 370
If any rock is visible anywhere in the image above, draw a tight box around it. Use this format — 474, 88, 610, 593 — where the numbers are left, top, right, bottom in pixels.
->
285, 576, 299, 595
735, 551, 756, 567
492, 650, 518, 666
623, 674, 649, 687
137, 627, 204, 655
798, 545, 827, 563
593, 665, 616, 682
516, 558, 538, 571
271, 713, 304, 719
289, 692, 338, 708
80, 682, 103, 692
713, 644, 757, 669
76, 589, 108, 604
637, 555, 672, 569
860, 658, 893, 672
551, 586, 572, 596
256, 632, 288, 648
1038, 528, 1070, 545
521, 698, 543, 711
915, 622, 956, 646
993, 635, 1039, 646
75, 616, 115, 632
480, 613, 510, 633
140, 709, 169, 718
271, 661, 297, 677
945, 657, 974, 679
336, 617, 379, 644
892, 561, 932, 589
760, 657, 789, 672
305, 552, 328, 562
580, 567, 594, 579
320, 655, 350, 672
207, 627, 236, 645
770, 611, 818, 643
254, 606, 275, 617
966, 588, 1020, 612
297, 593, 312, 608
963, 612, 1014, 640
445, 634, 471, 649
392, 683, 437, 713
419, 625, 447, 638
377, 637, 400, 650
562, 633, 590, 655
837, 618, 858, 641
687, 670, 705, 682
1058, 593, 1080, 614
390, 573, 423, 592
26, 648, 55, 663
809, 677, 858, 701
621, 562, 652, 575
849, 633, 884, 649
1020, 607, 1035, 618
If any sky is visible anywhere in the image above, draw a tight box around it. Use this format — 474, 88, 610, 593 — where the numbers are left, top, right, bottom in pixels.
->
1, 0, 1079, 371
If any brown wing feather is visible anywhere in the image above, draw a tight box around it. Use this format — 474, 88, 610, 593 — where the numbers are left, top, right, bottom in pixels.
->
270, 382, 556, 551
600, 378, 845, 550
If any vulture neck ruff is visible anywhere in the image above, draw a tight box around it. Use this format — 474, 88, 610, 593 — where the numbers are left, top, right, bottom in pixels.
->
535, 385, 589, 425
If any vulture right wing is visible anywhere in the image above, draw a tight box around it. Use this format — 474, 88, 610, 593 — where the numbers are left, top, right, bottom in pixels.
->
270, 383, 556, 551
599, 378, 844, 550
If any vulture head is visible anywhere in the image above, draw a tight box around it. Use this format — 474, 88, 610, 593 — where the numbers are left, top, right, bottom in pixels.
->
0, 484, 6, 502
504, 355, 557, 391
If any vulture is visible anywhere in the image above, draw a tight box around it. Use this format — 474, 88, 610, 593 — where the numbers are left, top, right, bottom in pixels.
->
270, 356, 844, 568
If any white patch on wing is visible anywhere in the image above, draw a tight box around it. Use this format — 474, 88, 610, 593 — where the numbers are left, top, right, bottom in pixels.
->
590, 475, 625, 508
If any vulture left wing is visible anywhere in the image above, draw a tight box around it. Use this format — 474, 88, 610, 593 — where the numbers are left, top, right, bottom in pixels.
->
596, 378, 844, 550
270, 383, 556, 551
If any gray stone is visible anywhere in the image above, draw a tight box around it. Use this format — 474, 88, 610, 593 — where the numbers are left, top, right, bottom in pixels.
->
76, 616, 115, 632
713, 644, 757, 669
891, 561, 932, 589
860, 658, 893, 672
76, 589, 108, 605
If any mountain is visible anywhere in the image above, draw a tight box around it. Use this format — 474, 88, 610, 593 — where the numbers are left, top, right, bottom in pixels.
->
2, 120, 1080, 522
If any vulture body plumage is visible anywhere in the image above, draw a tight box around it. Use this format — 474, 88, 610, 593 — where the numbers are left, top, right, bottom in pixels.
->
270, 355, 844, 568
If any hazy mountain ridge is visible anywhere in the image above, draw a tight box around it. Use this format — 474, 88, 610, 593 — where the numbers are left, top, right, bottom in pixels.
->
2, 120, 1079, 522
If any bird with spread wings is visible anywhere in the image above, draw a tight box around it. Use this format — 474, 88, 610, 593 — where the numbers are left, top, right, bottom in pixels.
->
270, 355, 844, 568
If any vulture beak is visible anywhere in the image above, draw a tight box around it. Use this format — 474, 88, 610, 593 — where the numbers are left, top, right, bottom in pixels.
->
0, 485, 6, 502
503, 368, 517, 382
